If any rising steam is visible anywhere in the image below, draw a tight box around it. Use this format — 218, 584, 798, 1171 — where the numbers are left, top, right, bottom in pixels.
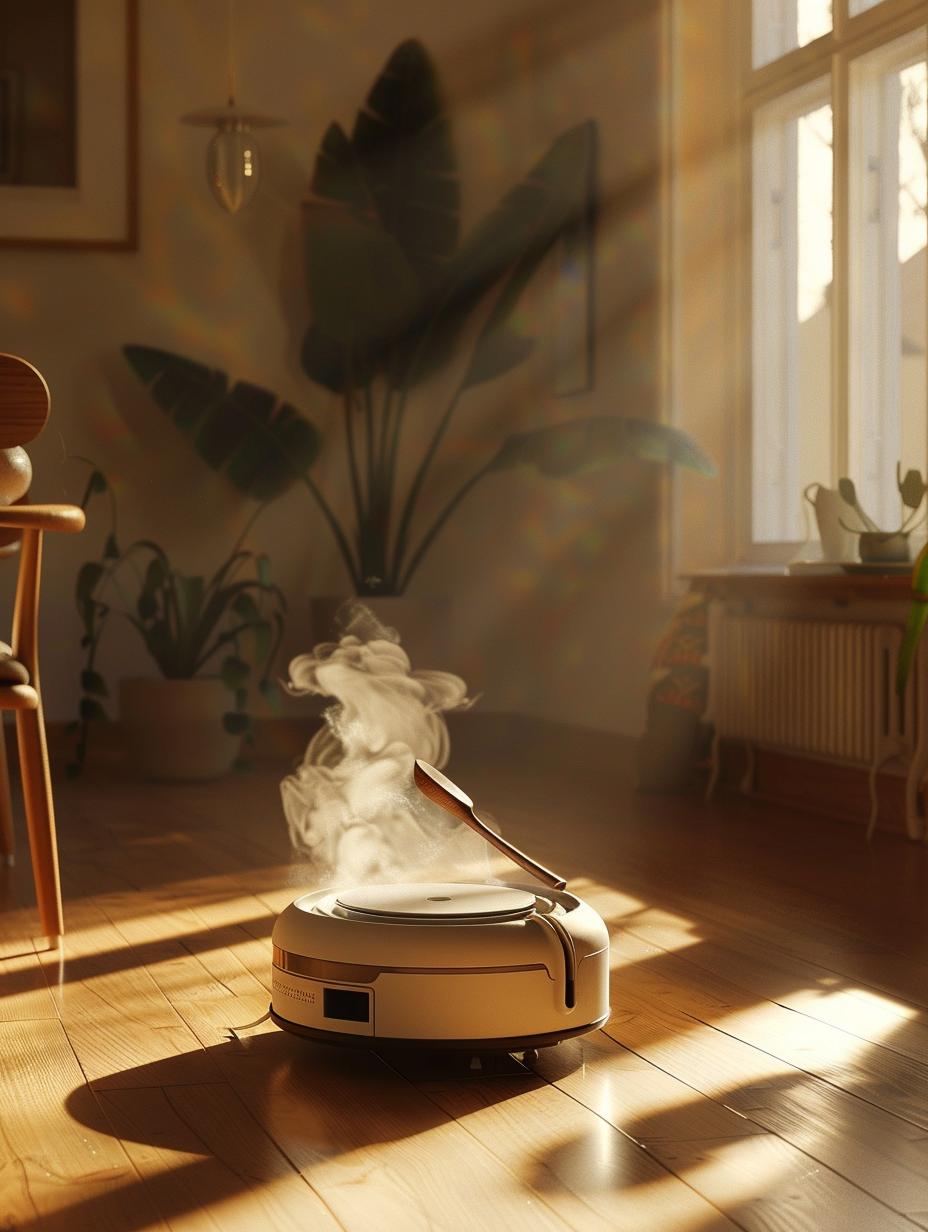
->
280, 602, 488, 886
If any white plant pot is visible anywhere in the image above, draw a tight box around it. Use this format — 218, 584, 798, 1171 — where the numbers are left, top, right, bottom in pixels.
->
119, 677, 241, 781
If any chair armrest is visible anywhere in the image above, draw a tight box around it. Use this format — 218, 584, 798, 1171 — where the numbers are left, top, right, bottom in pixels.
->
0, 504, 85, 533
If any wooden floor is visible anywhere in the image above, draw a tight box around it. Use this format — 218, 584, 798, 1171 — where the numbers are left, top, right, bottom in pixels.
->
4, 715, 928, 1231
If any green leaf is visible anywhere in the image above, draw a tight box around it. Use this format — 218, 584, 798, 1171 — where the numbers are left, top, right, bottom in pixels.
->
103, 533, 120, 560
256, 554, 271, 587
838, 477, 857, 507
899, 466, 926, 510
137, 591, 157, 621
487, 417, 718, 479
80, 669, 108, 698
462, 325, 535, 389
174, 574, 204, 628
221, 656, 250, 691
462, 124, 595, 389
231, 593, 260, 623
299, 322, 382, 393
259, 678, 282, 712
79, 697, 107, 722
898, 541, 928, 694
123, 346, 323, 503
897, 599, 927, 696
79, 468, 108, 511
349, 39, 460, 284
144, 557, 165, 593
223, 711, 250, 735
302, 204, 420, 342
76, 562, 104, 607
311, 122, 376, 212
253, 620, 272, 664
397, 121, 597, 387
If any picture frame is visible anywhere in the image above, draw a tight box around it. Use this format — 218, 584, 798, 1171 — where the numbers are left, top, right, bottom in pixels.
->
0, 0, 138, 250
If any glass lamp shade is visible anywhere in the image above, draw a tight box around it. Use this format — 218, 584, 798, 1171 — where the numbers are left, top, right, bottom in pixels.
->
207, 123, 260, 214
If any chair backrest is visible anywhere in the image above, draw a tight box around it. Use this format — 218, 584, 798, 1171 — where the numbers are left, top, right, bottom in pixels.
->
0, 354, 50, 448
0, 355, 50, 548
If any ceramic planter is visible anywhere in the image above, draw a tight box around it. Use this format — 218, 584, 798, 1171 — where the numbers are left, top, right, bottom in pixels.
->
857, 531, 910, 563
119, 677, 240, 781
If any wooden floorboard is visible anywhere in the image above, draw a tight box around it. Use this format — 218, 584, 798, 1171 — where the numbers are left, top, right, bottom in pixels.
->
3, 720, 928, 1228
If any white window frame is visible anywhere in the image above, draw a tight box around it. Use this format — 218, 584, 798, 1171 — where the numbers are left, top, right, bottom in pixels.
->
742, 0, 928, 560
848, 29, 927, 529
752, 78, 833, 543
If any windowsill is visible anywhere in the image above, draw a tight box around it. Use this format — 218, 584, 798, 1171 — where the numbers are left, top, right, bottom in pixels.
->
684, 568, 914, 603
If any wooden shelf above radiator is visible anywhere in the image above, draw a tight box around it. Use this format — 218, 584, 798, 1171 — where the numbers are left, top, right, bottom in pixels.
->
686, 569, 913, 605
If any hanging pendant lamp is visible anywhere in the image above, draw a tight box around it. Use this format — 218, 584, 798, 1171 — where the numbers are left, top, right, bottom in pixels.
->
180, 0, 285, 214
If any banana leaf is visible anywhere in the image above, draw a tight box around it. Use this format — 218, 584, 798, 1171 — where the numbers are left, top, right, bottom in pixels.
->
311, 122, 375, 213
123, 346, 322, 502
461, 326, 536, 389
299, 323, 384, 396
350, 39, 460, 283
462, 119, 597, 391
399, 122, 596, 389
487, 416, 718, 479
302, 204, 420, 343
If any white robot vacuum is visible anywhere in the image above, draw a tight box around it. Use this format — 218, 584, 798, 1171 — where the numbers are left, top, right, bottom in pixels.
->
270, 760, 610, 1049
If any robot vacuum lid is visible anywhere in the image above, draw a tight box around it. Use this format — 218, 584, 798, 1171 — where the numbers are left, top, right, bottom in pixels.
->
335, 882, 537, 921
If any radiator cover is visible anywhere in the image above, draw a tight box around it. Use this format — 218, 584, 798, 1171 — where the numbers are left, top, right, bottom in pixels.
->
705, 610, 928, 839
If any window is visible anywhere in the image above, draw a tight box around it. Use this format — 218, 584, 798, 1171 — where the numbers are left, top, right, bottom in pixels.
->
747, 0, 928, 552
753, 1, 833, 69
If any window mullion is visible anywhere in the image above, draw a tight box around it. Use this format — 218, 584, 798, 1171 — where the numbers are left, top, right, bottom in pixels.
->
833, 51, 851, 482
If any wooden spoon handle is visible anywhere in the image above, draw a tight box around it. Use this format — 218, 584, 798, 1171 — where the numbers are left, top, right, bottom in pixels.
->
464, 808, 566, 891
414, 759, 567, 890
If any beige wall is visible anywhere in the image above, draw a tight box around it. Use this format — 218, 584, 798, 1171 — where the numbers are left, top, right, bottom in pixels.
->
0, 0, 668, 734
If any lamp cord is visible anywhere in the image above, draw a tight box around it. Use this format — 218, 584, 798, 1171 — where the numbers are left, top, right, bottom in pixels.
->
227, 0, 237, 107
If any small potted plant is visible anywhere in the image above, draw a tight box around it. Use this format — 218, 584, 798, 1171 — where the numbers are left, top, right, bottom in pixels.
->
70, 464, 285, 780
838, 466, 927, 562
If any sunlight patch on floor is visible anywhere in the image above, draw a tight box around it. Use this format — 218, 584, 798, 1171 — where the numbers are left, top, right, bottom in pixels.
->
567, 877, 646, 922
843, 985, 921, 1021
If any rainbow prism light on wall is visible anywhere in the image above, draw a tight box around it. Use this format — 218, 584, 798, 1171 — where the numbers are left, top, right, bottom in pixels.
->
180, 0, 285, 213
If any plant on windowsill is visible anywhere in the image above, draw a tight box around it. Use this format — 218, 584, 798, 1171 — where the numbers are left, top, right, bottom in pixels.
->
70, 463, 286, 781
838, 466, 927, 563
122, 39, 716, 611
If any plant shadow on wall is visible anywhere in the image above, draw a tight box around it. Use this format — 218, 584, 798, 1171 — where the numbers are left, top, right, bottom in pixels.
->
122, 38, 716, 603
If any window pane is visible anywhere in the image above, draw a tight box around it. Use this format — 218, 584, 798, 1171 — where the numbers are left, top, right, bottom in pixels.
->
849, 0, 886, 14
754, 1, 832, 70
849, 33, 927, 531
753, 81, 833, 543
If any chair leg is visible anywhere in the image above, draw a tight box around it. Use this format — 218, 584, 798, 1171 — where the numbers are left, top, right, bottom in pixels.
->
15, 704, 62, 939
0, 718, 14, 865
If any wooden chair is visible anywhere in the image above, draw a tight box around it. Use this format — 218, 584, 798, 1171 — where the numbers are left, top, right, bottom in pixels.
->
0, 354, 85, 941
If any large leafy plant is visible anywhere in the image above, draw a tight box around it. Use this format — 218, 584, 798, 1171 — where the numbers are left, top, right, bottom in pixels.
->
124, 40, 714, 598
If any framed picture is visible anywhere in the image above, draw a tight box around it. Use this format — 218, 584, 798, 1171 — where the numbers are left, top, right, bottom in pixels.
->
0, 0, 138, 249
553, 118, 597, 396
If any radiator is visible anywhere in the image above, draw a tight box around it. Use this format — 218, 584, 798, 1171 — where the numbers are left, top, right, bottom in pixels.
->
705, 610, 928, 839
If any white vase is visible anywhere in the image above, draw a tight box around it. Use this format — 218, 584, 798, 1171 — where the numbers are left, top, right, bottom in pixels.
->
119, 677, 241, 781
310, 596, 452, 670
